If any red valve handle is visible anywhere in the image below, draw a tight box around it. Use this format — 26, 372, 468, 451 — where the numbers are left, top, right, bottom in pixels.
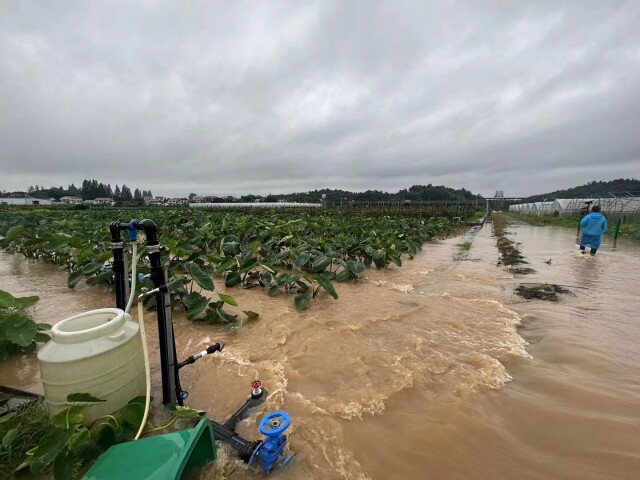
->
251, 380, 262, 389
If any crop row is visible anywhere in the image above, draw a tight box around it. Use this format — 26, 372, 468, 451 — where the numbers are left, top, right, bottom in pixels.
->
0, 207, 465, 325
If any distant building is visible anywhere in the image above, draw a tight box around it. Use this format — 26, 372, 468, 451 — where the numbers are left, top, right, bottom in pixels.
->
93, 197, 112, 205
0, 196, 52, 206
60, 196, 83, 204
166, 197, 188, 206
144, 196, 164, 206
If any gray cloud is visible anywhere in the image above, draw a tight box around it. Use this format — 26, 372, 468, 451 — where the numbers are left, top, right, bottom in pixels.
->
2, 0, 640, 197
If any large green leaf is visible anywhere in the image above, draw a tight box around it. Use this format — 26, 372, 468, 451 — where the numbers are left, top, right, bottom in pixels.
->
0, 290, 39, 309
167, 277, 190, 292
218, 293, 238, 306
77, 245, 95, 264
2, 427, 19, 448
4, 225, 25, 242
34, 332, 51, 343
18, 295, 39, 308
87, 269, 114, 286
0, 411, 16, 425
27, 427, 76, 474
0, 290, 18, 309
259, 263, 276, 274
294, 293, 311, 311
222, 241, 240, 256
225, 272, 241, 288
95, 424, 117, 450
183, 292, 210, 321
184, 263, 214, 291
120, 402, 144, 427
372, 249, 386, 268
293, 254, 310, 270
51, 405, 85, 429
311, 256, 331, 272
346, 260, 367, 275
314, 275, 338, 299
240, 255, 258, 271
4, 317, 38, 347
43, 239, 69, 253
67, 428, 90, 452
67, 236, 85, 249
53, 452, 73, 480
335, 269, 352, 282
216, 307, 232, 322
390, 253, 402, 267
71, 441, 102, 463
82, 262, 104, 275
67, 271, 84, 289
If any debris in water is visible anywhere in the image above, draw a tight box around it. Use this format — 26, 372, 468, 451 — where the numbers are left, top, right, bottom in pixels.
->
515, 283, 572, 301
507, 267, 536, 275
544, 258, 552, 265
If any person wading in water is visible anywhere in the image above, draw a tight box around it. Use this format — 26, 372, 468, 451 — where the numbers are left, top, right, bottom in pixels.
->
579, 205, 608, 256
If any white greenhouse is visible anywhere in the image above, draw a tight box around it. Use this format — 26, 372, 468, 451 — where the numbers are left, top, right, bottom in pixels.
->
0, 196, 52, 206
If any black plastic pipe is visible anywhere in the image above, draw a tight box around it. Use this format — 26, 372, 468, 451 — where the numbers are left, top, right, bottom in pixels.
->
110, 219, 181, 405
109, 221, 127, 311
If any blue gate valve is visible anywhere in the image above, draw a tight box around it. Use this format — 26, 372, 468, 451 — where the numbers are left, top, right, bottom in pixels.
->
249, 411, 293, 473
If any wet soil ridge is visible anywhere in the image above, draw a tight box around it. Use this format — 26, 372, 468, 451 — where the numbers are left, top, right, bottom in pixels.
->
491, 214, 535, 274
492, 215, 572, 300
514, 283, 572, 301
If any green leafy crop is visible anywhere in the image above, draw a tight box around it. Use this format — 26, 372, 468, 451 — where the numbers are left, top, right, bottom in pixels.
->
0, 290, 50, 361
0, 207, 464, 316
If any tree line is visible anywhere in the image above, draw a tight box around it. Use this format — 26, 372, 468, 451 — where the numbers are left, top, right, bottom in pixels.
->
238, 184, 482, 204
526, 178, 640, 201
23, 179, 153, 202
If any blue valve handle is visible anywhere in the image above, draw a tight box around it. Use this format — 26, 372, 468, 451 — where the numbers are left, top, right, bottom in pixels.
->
259, 411, 291, 437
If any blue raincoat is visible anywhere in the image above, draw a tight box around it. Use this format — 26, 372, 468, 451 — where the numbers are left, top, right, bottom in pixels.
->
580, 212, 608, 249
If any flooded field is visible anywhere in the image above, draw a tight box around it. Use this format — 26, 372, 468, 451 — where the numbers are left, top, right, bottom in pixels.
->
1, 222, 639, 479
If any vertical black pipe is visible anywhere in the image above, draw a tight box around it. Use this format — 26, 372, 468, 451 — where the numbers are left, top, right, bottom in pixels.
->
139, 219, 181, 405
109, 221, 127, 311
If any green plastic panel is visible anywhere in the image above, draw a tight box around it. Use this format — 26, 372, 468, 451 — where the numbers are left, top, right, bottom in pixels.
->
82, 418, 216, 480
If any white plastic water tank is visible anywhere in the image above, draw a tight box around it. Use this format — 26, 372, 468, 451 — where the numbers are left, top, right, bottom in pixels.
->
37, 308, 146, 423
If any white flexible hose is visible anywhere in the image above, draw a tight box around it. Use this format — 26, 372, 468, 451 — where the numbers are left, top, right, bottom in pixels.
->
125, 241, 137, 314
124, 240, 151, 440
135, 299, 151, 440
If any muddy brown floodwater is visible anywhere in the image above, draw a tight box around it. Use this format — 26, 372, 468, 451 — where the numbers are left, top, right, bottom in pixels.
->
1, 221, 639, 479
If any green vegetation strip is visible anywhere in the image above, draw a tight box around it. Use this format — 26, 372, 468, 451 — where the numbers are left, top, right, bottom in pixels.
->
0, 393, 204, 480
0, 207, 469, 323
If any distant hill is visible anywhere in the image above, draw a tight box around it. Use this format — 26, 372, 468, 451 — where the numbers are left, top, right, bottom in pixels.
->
242, 185, 481, 204
526, 178, 640, 201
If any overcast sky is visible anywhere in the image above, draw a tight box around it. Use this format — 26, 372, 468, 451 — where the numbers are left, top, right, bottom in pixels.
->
2, 1, 640, 198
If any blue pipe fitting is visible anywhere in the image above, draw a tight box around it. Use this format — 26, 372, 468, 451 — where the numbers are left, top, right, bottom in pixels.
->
128, 219, 139, 241
138, 273, 150, 282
